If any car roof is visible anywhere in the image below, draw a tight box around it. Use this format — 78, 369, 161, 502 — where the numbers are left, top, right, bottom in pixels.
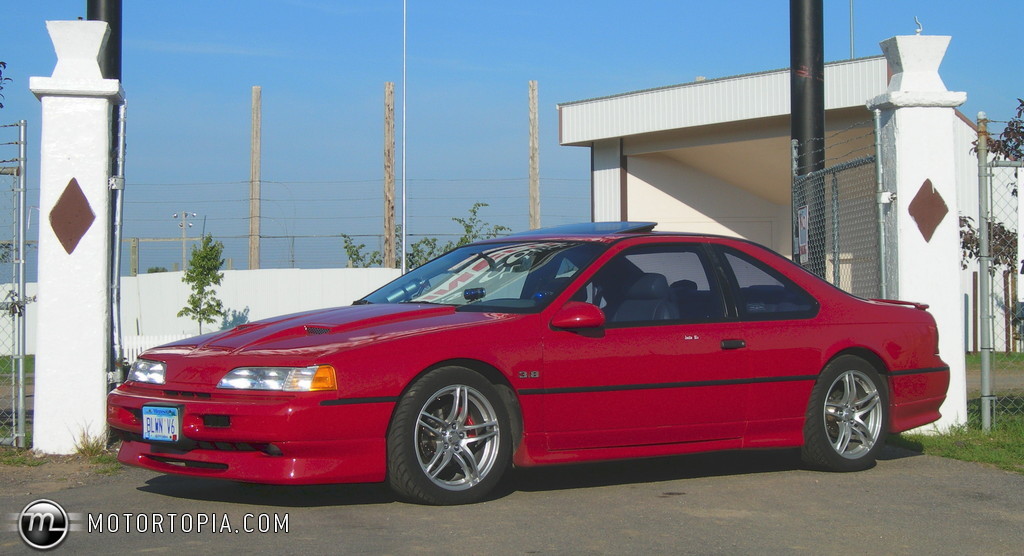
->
505, 221, 657, 237
475, 221, 723, 244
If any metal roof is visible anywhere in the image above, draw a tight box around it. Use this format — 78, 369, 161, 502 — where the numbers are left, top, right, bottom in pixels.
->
559, 56, 887, 146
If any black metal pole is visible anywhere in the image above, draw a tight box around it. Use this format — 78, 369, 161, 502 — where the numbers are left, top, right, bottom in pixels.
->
87, 0, 122, 81
790, 0, 824, 174
790, 0, 826, 275
88, 0, 125, 384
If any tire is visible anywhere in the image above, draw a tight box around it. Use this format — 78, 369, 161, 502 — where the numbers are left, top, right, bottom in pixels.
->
801, 355, 888, 472
387, 366, 511, 505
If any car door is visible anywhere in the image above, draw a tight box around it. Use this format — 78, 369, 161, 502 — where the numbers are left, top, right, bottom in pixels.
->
711, 244, 823, 447
539, 241, 750, 451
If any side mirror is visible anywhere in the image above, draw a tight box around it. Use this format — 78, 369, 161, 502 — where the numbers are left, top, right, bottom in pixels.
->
550, 301, 606, 330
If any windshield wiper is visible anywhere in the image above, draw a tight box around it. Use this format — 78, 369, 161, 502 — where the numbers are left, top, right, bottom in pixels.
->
352, 299, 372, 305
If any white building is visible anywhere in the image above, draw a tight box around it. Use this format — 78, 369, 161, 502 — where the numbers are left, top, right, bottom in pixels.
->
559, 37, 991, 431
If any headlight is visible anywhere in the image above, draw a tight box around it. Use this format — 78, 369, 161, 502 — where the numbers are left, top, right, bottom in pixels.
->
217, 365, 337, 392
128, 359, 166, 385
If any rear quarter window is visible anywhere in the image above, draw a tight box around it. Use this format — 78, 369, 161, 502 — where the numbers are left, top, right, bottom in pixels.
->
718, 247, 818, 320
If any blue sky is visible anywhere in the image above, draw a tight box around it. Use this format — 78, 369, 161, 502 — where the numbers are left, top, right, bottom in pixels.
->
2, 1, 1021, 273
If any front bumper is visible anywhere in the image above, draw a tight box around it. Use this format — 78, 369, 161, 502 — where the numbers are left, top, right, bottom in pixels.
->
107, 384, 394, 484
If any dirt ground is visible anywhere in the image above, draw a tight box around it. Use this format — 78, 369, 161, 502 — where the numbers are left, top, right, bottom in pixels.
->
0, 451, 123, 497
966, 367, 1024, 396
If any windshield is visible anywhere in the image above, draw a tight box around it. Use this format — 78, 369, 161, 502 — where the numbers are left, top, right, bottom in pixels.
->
359, 241, 606, 312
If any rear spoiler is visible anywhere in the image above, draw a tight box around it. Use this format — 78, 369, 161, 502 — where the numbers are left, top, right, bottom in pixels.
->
870, 298, 930, 310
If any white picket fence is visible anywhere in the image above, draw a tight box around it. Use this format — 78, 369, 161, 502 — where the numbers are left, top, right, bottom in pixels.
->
122, 334, 189, 364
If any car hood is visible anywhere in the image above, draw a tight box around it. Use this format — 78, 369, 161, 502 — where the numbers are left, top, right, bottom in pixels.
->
151, 303, 519, 360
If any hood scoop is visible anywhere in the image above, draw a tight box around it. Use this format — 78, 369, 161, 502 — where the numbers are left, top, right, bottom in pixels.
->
304, 325, 332, 335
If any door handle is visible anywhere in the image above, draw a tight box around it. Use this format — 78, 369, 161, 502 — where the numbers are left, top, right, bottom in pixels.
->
721, 339, 746, 350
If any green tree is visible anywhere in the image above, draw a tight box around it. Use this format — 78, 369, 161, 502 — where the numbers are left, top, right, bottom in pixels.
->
988, 98, 1024, 161
961, 101, 1024, 269
447, 202, 512, 250
342, 235, 382, 268
177, 234, 225, 333
342, 202, 511, 270
0, 61, 10, 109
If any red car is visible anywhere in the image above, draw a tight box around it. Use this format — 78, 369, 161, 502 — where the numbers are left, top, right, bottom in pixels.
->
107, 222, 949, 505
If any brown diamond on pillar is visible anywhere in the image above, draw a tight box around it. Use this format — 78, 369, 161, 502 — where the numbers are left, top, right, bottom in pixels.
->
49, 178, 96, 254
907, 179, 948, 243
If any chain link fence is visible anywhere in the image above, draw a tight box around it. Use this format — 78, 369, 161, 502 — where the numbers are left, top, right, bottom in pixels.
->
975, 124, 1024, 425
791, 120, 881, 299
0, 121, 27, 447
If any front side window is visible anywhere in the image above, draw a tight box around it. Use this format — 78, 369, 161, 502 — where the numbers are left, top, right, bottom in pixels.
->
573, 244, 726, 326
359, 241, 606, 313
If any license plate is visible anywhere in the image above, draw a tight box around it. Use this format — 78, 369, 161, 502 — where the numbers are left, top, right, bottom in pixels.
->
142, 406, 180, 442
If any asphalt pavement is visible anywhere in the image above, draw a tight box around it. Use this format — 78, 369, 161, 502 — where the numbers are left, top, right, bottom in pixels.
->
3, 446, 1022, 554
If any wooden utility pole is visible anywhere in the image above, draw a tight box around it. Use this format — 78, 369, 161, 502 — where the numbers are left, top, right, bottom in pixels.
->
383, 82, 397, 268
249, 85, 262, 270
129, 237, 139, 276
528, 80, 540, 229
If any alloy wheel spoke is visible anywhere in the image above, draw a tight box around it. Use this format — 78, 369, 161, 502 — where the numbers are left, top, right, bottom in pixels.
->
855, 390, 880, 414
832, 421, 852, 453
850, 418, 874, 448
444, 386, 472, 425
451, 448, 482, 484
426, 449, 453, 479
422, 444, 445, 473
425, 448, 454, 479
444, 387, 463, 424
463, 424, 498, 445
840, 372, 858, 405
418, 411, 447, 435
463, 419, 498, 433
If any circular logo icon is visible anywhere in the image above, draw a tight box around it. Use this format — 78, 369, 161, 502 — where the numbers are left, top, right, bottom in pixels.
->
18, 499, 69, 550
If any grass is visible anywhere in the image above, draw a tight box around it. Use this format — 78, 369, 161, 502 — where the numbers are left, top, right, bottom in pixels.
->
0, 430, 122, 476
89, 451, 122, 475
891, 397, 1024, 475
0, 447, 47, 467
74, 430, 124, 474
964, 351, 1024, 371
0, 353, 35, 376
72, 429, 109, 458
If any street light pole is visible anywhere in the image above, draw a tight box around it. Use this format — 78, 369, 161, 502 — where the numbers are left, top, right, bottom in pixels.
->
173, 211, 196, 270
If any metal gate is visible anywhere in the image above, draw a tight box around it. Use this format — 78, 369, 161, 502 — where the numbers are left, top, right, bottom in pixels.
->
0, 120, 28, 448
975, 116, 1024, 430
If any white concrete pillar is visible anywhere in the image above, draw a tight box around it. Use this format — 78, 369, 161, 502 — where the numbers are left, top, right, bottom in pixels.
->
869, 35, 968, 431
29, 21, 122, 453
591, 139, 624, 221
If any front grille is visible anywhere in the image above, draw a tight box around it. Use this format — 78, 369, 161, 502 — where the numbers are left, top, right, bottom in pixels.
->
195, 441, 266, 452
145, 455, 228, 470
203, 414, 230, 428
162, 390, 212, 399
119, 432, 280, 456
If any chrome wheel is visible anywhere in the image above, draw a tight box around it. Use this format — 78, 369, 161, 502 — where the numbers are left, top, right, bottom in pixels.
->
389, 367, 512, 504
823, 369, 883, 459
415, 384, 501, 491
802, 356, 888, 472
